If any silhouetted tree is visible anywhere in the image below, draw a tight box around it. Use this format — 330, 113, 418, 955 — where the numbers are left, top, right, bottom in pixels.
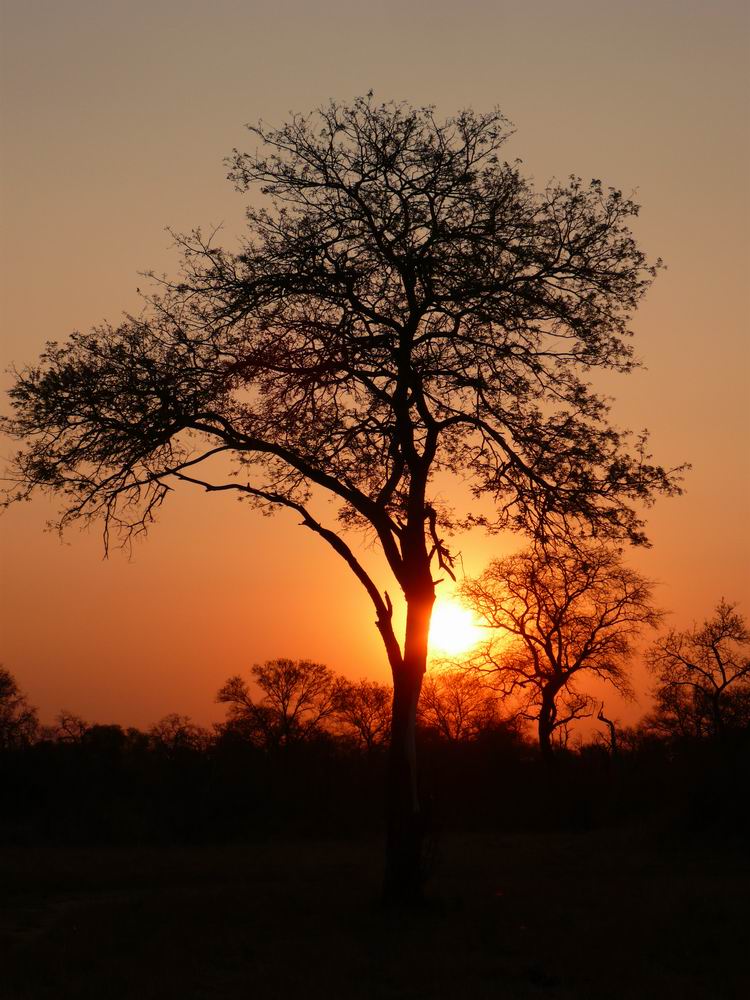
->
419, 669, 499, 742
48, 710, 89, 743
647, 600, 750, 740
149, 713, 210, 753
218, 658, 341, 748
643, 685, 708, 741
334, 678, 391, 752
3, 96, 682, 900
0, 667, 38, 749
461, 544, 661, 764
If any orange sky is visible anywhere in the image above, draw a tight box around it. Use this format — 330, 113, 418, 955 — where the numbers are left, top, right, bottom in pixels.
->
1, 0, 748, 731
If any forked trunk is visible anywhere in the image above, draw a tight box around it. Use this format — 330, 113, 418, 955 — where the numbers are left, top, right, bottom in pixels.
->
382, 587, 433, 905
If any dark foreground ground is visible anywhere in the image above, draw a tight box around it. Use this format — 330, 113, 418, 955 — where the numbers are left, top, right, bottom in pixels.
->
1, 829, 748, 1000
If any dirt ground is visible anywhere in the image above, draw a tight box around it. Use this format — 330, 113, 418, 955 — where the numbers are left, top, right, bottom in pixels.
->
1, 829, 748, 999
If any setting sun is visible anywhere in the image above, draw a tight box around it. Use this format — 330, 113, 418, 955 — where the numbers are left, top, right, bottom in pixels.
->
429, 599, 484, 656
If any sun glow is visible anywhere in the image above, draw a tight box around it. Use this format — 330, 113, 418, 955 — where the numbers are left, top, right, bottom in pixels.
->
428, 599, 484, 656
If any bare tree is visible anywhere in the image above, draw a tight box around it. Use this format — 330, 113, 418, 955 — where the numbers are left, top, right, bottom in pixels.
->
47, 710, 89, 743
218, 658, 341, 748
643, 685, 707, 741
647, 600, 750, 739
148, 713, 210, 752
334, 678, 391, 752
461, 544, 661, 764
2, 96, 682, 900
0, 666, 38, 749
419, 669, 499, 742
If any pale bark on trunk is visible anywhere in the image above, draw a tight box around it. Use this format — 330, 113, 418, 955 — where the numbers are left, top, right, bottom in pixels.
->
382, 587, 434, 905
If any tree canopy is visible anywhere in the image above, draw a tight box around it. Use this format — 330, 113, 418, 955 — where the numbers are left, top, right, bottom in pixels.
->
4, 97, 680, 566
647, 600, 750, 739
419, 669, 500, 743
218, 658, 341, 748
460, 544, 661, 758
0, 667, 39, 751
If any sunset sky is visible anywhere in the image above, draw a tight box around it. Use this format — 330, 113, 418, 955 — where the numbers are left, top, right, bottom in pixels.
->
1, 0, 748, 731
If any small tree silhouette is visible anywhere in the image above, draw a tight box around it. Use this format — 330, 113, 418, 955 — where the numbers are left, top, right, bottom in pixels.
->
0, 666, 38, 749
647, 600, 750, 739
149, 713, 209, 753
48, 710, 89, 743
218, 659, 342, 748
334, 678, 391, 752
461, 544, 660, 763
419, 669, 499, 743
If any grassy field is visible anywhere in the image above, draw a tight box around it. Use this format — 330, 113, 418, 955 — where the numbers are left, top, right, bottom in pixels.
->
1, 829, 747, 999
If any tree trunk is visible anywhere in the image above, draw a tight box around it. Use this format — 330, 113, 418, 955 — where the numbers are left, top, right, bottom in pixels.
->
382, 586, 433, 905
538, 690, 557, 770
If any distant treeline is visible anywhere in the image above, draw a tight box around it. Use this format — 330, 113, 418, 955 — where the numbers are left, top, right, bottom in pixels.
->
1, 654, 748, 846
